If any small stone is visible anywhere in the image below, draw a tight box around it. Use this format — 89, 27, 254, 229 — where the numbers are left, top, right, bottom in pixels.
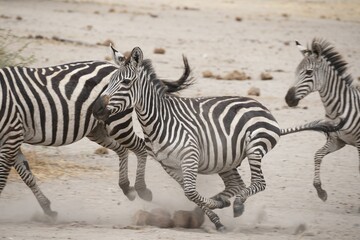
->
154, 48, 165, 54
235, 16, 242, 22
247, 86, 260, 96
94, 147, 109, 155
202, 70, 214, 78
132, 210, 151, 226
223, 70, 250, 81
260, 72, 273, 80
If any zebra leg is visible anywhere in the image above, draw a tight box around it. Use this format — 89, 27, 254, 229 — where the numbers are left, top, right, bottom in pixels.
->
234, 150, 265, 218
0, 151, 13, 196
313, 136, 345, 201
14, 150, 57, 218
87, 124, 137, 201
211, 169, 245, 209
110, 130, 152, 201
161, 164, 225, 231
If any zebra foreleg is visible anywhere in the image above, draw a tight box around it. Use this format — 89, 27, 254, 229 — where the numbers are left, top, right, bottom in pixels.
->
87, 125, 137, 201
122, 136, 152, 201
313, 136, 345, 201
234, 150, 266, 218
14, 150, 57, 219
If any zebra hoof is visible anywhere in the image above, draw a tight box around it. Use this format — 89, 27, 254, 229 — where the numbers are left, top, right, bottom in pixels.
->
233, 199, 245, 218
125, 187, 137, 201
211, 195, 230, 209
137, 188, 153, 202
316, 189, 328, 202
216, 223, 226, 232
45, 210, 58, 222
314, 183, 328, 202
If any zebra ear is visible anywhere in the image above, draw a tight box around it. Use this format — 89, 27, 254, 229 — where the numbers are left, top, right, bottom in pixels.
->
295, 40, 311, 56
110, 43, 125, 65
130, 47, 143, 68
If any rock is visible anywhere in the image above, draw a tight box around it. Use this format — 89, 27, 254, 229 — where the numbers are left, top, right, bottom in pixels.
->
235, 16, 242, 22
132, 210, 151, 226
154, 48, 166, 54
202, 70, 214, 78
260, 72, 273, 80
223, 70, 250, 80
173, 208, 205, 228
147, 208, 174, 228
247, 86, 260, 96
94, 147, 109, 155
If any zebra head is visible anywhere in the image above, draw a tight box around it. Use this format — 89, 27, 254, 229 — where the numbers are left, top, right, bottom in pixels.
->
285, 40, 325, 107
93, 46, 143, 121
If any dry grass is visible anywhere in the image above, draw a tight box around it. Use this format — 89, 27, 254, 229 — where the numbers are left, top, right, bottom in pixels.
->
9, 149, 105, 182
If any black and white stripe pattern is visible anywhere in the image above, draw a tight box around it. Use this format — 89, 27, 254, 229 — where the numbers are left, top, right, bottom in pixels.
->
93, 47, 337, 230
285, 38, 360, 201
0, 59, 190, 218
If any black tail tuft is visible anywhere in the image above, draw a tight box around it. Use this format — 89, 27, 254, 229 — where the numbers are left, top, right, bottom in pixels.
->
162, 55, 195, 93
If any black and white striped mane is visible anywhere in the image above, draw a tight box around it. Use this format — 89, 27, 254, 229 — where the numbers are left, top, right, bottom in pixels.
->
311, 38, 354, 87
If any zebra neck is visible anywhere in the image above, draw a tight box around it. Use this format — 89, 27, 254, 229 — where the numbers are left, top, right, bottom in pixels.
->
135, 77, 167, 140
318, 68, 352, 119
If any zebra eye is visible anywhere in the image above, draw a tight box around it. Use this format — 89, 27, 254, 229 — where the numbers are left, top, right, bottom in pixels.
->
305, 69, 313, 75
122, 79, 132, 85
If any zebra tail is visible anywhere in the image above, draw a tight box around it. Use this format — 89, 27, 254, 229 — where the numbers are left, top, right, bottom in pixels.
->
280, 118, 345, 136
161, 55, 195, 93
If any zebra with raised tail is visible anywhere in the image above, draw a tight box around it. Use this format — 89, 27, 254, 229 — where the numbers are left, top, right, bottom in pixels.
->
0, 51, 191, 218
285, 38, 359, 201
93, 46, 341, 230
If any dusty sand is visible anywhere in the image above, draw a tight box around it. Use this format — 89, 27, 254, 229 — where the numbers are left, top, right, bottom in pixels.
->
0, 0, 359, 239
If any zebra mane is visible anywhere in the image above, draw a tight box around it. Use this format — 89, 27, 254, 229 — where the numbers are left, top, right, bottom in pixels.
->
140, 57, 194, 96
311, 38, 354, 86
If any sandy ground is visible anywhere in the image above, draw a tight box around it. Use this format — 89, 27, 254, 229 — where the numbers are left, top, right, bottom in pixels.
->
0, 0, 360, 239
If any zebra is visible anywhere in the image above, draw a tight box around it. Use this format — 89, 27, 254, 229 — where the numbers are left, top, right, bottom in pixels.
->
285, 38, 360, 201
0, 50, 191, 219
93, 46, 342, 230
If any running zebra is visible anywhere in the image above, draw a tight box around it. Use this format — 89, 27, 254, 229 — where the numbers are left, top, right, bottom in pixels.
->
0, 52, 191, 218
285, 38, 360, 201
93, 46, 341, 230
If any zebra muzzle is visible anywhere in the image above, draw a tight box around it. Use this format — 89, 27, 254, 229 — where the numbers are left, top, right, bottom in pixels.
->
93, 95, 111, 121
285, 87, 299, 107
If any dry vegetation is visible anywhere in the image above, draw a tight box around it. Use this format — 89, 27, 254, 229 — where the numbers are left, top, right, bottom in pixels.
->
9, 149, 105, 182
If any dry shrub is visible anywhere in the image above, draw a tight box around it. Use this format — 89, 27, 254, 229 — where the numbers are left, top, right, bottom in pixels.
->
202, 70, 250, 81
9, 149, 104, 181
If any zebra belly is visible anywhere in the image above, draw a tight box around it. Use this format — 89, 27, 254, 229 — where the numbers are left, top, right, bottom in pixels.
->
197, 155, 245, 174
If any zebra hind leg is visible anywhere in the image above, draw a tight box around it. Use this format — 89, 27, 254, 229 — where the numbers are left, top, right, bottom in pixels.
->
14, 151, 57, 219
211, 169, 245, 210
313, 137, 345, 201
234, 150, 266, 218
161, 163, 225, 231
